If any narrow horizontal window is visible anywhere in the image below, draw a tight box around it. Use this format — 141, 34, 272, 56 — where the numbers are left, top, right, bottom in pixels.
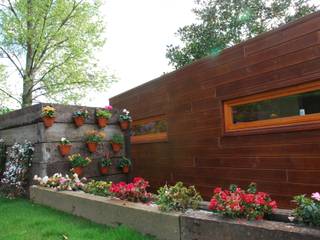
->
224, 81, 320, 133
131, 115, 168, 144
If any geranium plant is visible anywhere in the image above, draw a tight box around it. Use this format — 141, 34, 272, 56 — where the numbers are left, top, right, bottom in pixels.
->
117, 156, 131, 173
33, 173, 86, 191
72, 108, 89, 127
96, 106, 113, 128
109, 177, 153, 203
85, 130, 105, 153
291, 193, 320, 226
83, 180, 112, 197
110, 134, 124, 153
119, 109, 132, 130
209, 183, 277, 220
156, 182, 202, 212
58, 137, 72, 156
41, 106, 56, 128
68, 153, 91, 176
99, 153, 112, 175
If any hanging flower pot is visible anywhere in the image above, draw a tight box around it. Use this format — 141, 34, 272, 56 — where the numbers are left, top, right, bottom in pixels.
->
99, 166, 109, 175
87, 142, 98, 153
111, 143, 122, 153
122, 165, 129, 173
120, 121, 130, 131
42, 117, 55, 128
97, 117, 108, 128
74, 116, 85, 127
58, 144, 72, 156
72, 166, 84, 176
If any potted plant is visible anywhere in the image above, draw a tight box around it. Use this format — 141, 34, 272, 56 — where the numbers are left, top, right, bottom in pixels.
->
58, 137, 72, 156
85, 130, 105, 153
118, 156, 131, 173
96, 105, 113, 128
119, 109, 132, 130
99, 155, 112, 175
110, 134, 124, 153
41, 106, 56, 128
72, 108, 89, 127
68, 153, 91, 176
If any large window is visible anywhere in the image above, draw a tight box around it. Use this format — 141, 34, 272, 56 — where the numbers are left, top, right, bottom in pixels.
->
224, 81, 320, 133
131, 115, 168, 144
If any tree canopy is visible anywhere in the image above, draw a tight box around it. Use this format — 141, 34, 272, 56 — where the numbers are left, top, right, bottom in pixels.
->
0, 0, 114, 107
166, 0, 320, 69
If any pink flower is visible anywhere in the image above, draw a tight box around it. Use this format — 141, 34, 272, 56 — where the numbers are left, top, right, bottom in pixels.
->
213, 187, 222, 194
311, 192, 320, 201
105, 105, 113, 111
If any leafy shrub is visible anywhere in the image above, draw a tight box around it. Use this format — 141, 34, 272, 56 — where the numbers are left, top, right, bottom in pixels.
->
111, 134, 124, 145
0, 106, 10, 115
72, 108, 89, 118
118, 157, 131, 168
292, 193, 320, 226
109, 177, 153, 203
33, 173, 86, 191
0, 141, 34, 197
68, 153, 91, 167
99, 157, 112, 167
85, 130, 105, 143
83, 180, 112, 196
156, 182, 202, 212
209, 183, 277, 220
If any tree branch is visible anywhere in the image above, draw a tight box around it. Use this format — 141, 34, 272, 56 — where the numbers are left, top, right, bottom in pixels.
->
0, 87, 21, 104
0, 47, 24, 77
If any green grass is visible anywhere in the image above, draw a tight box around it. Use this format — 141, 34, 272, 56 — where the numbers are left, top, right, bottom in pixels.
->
0, 197, 154, 240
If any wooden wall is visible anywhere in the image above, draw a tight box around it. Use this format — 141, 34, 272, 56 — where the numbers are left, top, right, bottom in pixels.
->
110, 12, 320, 208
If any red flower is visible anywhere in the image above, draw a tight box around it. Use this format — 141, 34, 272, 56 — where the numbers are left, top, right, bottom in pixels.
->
209, 198, 218, 210
268, 200, 277, 209
213, 187, 222, 194
242, 193, 255, 204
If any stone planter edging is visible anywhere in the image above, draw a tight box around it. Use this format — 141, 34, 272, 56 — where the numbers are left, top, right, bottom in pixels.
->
30, 186, 320, 240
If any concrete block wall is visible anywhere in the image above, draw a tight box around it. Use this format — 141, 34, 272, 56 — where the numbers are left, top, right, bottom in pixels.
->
0, 103, 131, 183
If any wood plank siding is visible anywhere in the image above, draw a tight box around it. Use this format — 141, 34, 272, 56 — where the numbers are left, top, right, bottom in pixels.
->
110, 12, 320, 208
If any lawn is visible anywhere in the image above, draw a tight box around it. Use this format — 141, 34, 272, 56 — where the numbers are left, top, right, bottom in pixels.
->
0, 197, 154, 240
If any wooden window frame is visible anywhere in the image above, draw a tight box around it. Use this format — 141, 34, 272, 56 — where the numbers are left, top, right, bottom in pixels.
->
223, 81, 320, 134
131, 115, 168, 144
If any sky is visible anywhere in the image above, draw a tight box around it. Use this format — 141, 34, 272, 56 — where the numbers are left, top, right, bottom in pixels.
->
90, 0, 197, 106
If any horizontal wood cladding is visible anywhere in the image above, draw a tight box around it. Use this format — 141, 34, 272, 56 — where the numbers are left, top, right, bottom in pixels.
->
110, 12, 320, 208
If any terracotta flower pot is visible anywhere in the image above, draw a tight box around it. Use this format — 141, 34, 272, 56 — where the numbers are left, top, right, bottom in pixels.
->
58, 144, 72, 156
73, 166, 83, 176
97, 117, 108, 128
111, 143, 122, 153
122, 165, 129, 173
42, 117, 55, 128
74, 116, 85, 127
87, 142, 98, 153
99, 166, 109, 175
120, 121, 130, 130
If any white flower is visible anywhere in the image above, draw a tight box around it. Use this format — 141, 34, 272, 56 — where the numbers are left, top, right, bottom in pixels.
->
42, 176, 49, 184
61, 137, 66, 141
288, 216, 295, 222
33, 175, 38, 180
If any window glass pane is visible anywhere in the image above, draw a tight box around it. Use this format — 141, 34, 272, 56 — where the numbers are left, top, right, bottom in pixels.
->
232, 89, 320, 124
132, 118, 167, 136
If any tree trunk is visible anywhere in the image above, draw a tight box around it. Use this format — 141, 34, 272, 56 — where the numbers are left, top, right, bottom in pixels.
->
22, 0, 34, 108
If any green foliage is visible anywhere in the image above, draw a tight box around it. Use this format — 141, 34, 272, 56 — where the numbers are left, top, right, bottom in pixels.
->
111, 134, 124, 145
60, 137, 71, 145
83, 180, 112, 197
85, 130, 105, 143
0, 106, 11, 115
68, 154, 91, 167
0, 0, 116, 107
166, 0, 319, 69
99, 157, 112, 167
118, 157, 131, 168
292, 194, 320, 226
96, 109, 112, 119
156, 182, 203, 212
73, 108, 89, 118
0, 197, 153, 240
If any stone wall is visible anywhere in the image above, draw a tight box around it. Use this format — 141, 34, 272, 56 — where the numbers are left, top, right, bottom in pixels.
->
0, 103, 131, 183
